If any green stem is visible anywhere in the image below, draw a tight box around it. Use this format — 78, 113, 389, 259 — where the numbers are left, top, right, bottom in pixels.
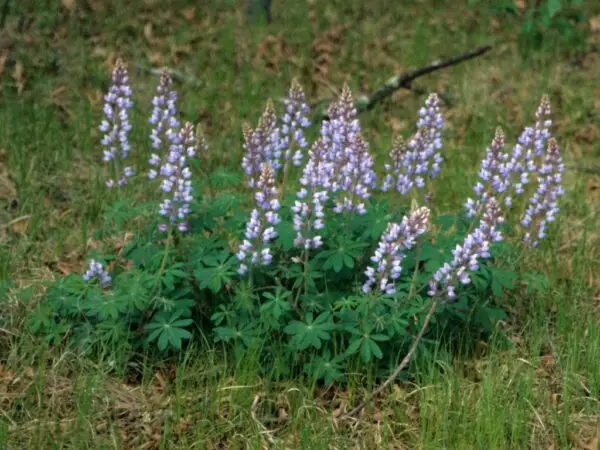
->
294, 249, 309, 312
408, 242, 423, 299
199, 166, 215, 201
280, 161, 290, 202
153, 231, 173, 291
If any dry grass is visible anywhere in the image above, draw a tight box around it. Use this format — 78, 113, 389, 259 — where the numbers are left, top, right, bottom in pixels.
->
0, 0, 599, 448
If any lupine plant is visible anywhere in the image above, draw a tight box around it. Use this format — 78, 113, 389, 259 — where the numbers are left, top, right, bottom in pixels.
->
31, 60, 563, 386
99, 58, 134, 188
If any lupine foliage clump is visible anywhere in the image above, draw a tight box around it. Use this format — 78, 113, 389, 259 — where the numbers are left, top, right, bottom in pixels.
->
31, 60, 563, 384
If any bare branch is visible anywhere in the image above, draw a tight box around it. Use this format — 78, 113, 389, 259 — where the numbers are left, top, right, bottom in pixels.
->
132, 63, 203, 88
316, 45, 492, 119
343, 300, 439, 419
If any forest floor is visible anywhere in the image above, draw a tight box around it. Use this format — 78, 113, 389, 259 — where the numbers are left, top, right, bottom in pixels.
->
1, 0, 600, 448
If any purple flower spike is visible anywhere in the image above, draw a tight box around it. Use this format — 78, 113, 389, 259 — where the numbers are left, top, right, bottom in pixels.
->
382, 136, 411, 194
99, 58, 134, 188
157, 122, 197, 232
521, 138, 564, 247
238, 164, 281, 275
382, 93, 444, 195
321, 84, 377, 214
533, 95, 552, 157
292, 139, 333, 250
504, 96, 553, 206
83, 259, 111, 288
281, 78, 311, 167
148, 72, 181, 180
241, 101, 284, 187
428, 198, 504, 301
465, 127, 509, 217
363, 206, 430, 295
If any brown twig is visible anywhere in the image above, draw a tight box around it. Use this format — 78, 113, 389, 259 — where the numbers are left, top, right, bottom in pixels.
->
343, 300, 439, 418
132, 63, 203, 87
315, 45, 492, 119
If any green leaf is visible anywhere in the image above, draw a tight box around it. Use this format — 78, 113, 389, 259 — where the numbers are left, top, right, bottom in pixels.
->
158, 331, 170, 351
260, 288, 292, 322
284, 312, 334, 350
491, 269, 517, 296
360, 338, 372, 362
522, 271, 549, 294
195, 254, 236, 294
276, 221, 296, 251
545, 0, 561, 19
369, 339, 383, 359
435, 214, 457, 231
345, 337, 363, 356
144, 310, 193, 351
210, 168, 241, 188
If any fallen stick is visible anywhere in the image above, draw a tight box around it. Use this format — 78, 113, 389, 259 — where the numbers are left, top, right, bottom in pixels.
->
316, 45, 492, 119
343, 300, 439, 419
132, 63, 203, 87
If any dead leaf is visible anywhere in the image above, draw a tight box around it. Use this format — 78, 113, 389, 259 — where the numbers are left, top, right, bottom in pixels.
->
10, 216, 30, 235
62, 0, 76, 11
92, 46, 108, 59
12, 61, 25, 94
182, 7, 196, 21
0, 52, 7, 77
56, 260, 79, 276
584, 432, 598, 450
144, 23, 153, 43
149, 52, 163, 66
590, 15, 600, 33
277, 407, 288, 423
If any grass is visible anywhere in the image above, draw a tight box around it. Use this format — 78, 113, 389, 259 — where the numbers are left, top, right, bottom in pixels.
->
1, 0, 600, 448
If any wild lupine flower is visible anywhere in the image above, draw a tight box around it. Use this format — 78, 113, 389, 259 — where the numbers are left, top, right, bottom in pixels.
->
195, 124, 210, 160
237, 164, 281, 275
148, 72, 181, 180
381, 136, 411, 193
415, 93, 444, 179
465, 127, 509, 217
292, 138, 333, 250
157, 122, 197, 232
320, 84, 377, 214
521, 138, 564, 247
280, 78, 311, 167
363, 206, 430, 295
503, 96, 552, 207
83, 259, 111, 288
381, 93, 444, 195
428, 198, 504, 300
533, 95, 552, 157
99, 58, 134, 188
333, 133, 377, 214
241, 101, 284, 187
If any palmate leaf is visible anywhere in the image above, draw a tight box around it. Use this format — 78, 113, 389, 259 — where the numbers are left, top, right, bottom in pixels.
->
489, 267, 517, 296
304, 352, 346, 385
320, 236, 368, 273
194, 251, 236, 294
276, 220, 296, 251
210, 168, 242, 188
214, 325, 257, 346
345, 323, 390, 363
145, 309, 193, 351
260, 288, 293, 322
284, 312, 335, 351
